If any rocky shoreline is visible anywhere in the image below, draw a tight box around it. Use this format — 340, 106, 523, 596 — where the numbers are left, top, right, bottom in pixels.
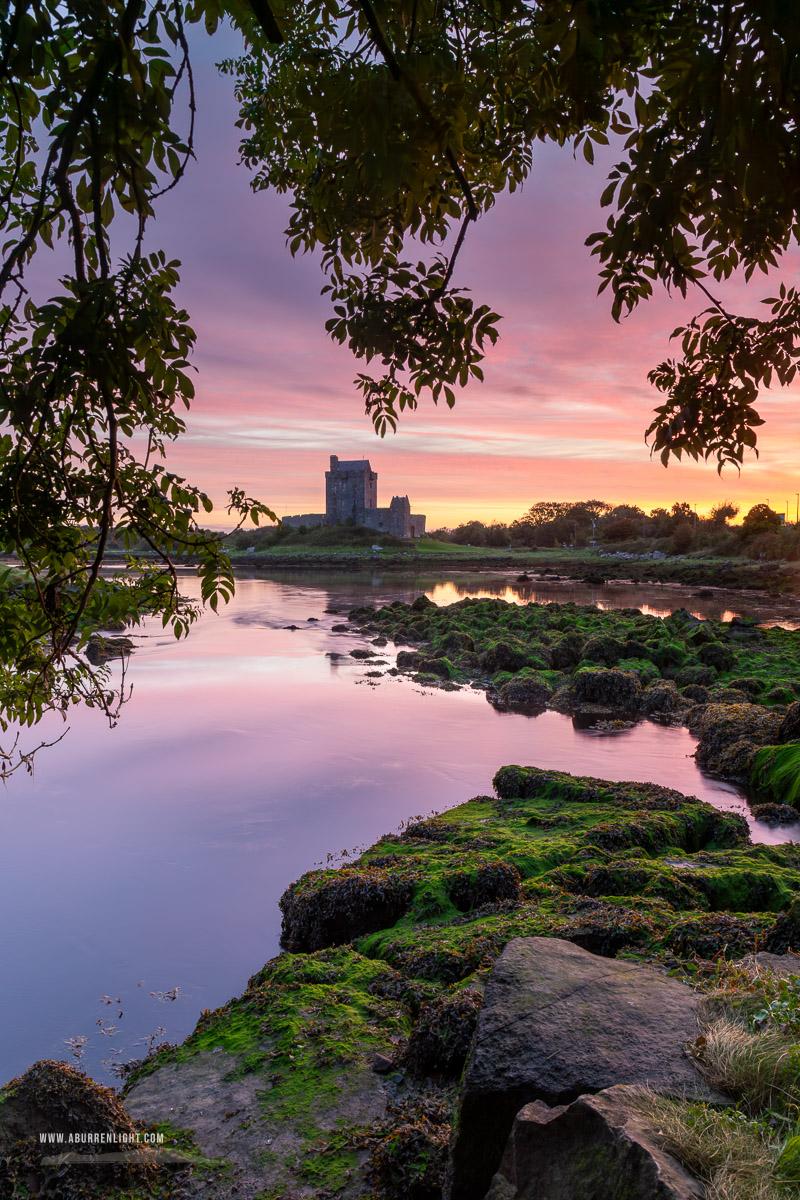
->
3, 597, 800, 1199
5, 762, 800, 1198
339, 595, 800, 812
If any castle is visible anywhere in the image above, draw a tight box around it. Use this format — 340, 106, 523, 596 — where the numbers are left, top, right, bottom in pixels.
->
283, 456, 426, 539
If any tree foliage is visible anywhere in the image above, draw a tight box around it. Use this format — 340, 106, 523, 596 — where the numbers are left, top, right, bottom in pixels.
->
227, 0, 800, 464
0, 0, 274, 768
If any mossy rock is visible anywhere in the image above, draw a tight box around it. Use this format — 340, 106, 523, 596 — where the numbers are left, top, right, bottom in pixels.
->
574, 667, 642, 711
479, 641, 530, 674
491, 671, 552, 711
447, 861, 522, 912
765, 685, 795, 705
698, 641, 736, 671
753, 743, 800, 808
279, 865, 419, 952
652, 640, 686, 670
778, 701, 800, 743
0, 1060, 154, 1199
580, 635, 625, 667
550, 632, 584, 670
641, 680, 679, 714
676, 664, 717, 687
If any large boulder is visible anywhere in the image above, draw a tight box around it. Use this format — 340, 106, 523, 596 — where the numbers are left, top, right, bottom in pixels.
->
447, 937, 721, 1200
484, 1085, 704, 1200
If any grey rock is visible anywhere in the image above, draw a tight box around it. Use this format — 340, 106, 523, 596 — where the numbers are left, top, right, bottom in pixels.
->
483, 1085, 704, 1200
448, 937, 720, 1200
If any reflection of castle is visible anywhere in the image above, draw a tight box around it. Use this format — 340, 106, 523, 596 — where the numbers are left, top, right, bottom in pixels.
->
283, 455, 426, 539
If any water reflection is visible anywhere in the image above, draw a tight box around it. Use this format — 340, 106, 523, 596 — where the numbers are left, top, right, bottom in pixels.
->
0, 568, 794, 1086
424, 576, 798, 627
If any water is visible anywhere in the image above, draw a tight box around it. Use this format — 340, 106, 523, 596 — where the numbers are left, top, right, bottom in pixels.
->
0, 569, 793, 1084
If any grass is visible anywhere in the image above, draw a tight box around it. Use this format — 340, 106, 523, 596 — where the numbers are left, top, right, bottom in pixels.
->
633, 960, 800, 1200
636, 1091, 786, 1200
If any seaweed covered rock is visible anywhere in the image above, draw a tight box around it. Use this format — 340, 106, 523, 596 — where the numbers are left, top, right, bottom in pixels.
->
778, 701, 800, 744
448, 861, 522, 912
763, 899, 800, 954
752, 803, 800, 825
279, 865, 418, 952
712, 738, 761, 782
697, 641, 736, 671
642, 679, 679, 715
550, 632, 584, 670
574, 667, 642, 711
580, 635, 624, 667
0, 1059, 154, 1199
490, 671, 552, 711
557, 898, 658, 957
690, 703, 784, 778
479, 641, 530, 675
405, 989, 483, 1078
676, 665, 717, 688
666, 914, 760, 959
396, 650, 423, 669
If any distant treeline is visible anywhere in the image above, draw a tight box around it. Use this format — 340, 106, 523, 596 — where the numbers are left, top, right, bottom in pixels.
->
430, 500, 799, 559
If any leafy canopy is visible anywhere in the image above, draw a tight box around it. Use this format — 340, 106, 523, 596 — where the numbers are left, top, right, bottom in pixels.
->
0, 0, 274, 770
225, 0, 800, 464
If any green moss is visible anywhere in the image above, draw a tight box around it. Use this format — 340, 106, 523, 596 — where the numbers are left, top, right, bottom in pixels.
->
753, 744, 800, 808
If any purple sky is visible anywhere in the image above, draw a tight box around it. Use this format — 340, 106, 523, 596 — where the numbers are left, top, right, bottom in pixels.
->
136, 26, 800, 527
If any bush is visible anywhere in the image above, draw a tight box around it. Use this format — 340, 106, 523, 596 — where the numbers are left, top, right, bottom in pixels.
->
670, 522, 695, 554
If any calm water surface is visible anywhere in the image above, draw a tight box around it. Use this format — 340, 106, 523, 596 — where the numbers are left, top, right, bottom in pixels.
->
0, 569, 794, 1083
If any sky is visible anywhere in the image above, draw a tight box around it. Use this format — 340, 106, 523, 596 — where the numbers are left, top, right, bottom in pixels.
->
137, 25, 800, 529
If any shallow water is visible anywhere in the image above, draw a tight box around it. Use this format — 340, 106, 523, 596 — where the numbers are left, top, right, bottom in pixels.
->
0, 570, 794, 1083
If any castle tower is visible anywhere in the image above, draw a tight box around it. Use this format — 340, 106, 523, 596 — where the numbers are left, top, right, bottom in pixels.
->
325, 455, 378, 524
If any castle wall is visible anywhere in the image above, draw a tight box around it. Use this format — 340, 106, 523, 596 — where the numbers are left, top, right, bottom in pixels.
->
282, 513, 325, 529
